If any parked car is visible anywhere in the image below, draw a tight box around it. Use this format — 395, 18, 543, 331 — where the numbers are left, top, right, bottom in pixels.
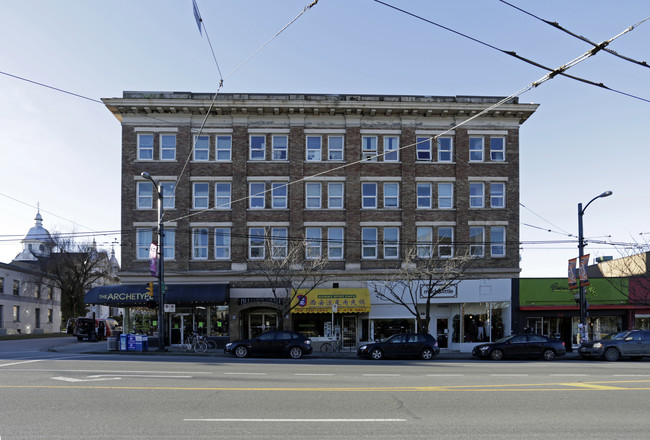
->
578, 330, 650, 361
67, 317, 121, 341
357, 333, 440, 360
225, 330, 312, 359
472, 333, 566, 360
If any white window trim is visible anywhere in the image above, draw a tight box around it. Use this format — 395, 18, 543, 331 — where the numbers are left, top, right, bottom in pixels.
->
249, 182, 266, 209
215, 182, 232, 210
193, 182, 210, 210
159, 133, 176, 161
249, 135, 266, 161
469, 136, 484, 162
305, 182, 322, 209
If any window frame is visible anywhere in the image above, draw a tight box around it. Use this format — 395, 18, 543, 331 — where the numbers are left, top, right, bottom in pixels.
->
417, 183, 432, 209
416, 137, 432, 161
383, 227, 400, 259
383, 136, 400, 162
271, 227, 288, 259
249, 135, 266, 161
361, 227, 378, 259
248, 227, 265, 259
160, 134, 176, 161
469, 137, 484, 162
490, 137, 506, 162
328, 227, 344, 260
192, 228, 209, 260
271, 183, 288, 209
362, 136, 378, 161
305, 227, 322, 260
272, 135, 288, 161
438, 182, 453, 209
383, 183, 399, 209
137, 181, 154, 209
328, 182, 344, 209
193, 182, 210, 209
305, 182, 322, 209
216, 135, 232, 161
417, 227, 433, 258
362, 183, 378, 209
163, 229, 175, 260
490, 182, 505, 208
469, 182, 485, 208
215, 182, 232, 210
437, 137, 453, 162
491, 226, 506, 257
328, 135, 344, 161
306, 136, 322, 162
193, 135, 210, 161
249, 182, 266, 209
137, 133, 154, 160
161, 182, 175, 210
215, 228, 231, 260
438, 227, 454, 258
470, 226, 485, 258
136, 228, 153, 260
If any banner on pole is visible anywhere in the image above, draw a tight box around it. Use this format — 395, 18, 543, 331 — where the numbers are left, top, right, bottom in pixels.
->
568, 258, 577, 290
149, 243, 158, 277
579, 254, 590, 287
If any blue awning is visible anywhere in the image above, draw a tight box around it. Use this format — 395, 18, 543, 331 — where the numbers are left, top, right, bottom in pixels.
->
84, 284, 229, 307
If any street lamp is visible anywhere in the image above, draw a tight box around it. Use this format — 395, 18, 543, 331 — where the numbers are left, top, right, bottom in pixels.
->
577, 190, 612, 340
141, 171, 166, 352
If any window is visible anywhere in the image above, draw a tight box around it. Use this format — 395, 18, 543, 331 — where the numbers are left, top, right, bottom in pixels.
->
384, 136, 399, 162
136, 228, 153, 260
215, 228, 231, 259
163, 229, 175, 260
306, 136, 322, 161
193, 183, 209, 209
158, 134, 175, 161
469, 137, 484, 162
491, 226, 506, 257
216, 136, 232, 161
161, 182, 175, 209
137, 181, 153, 209
384, 183, 399, 208
215, 183, 231, 209
249, 183, 266, 209
271, 228, 288, 259
417, 227, 433, 258
250, 135, 266, 160
328, 227, 344, 259
417, 183, 432, 209
13, 306, 19, 322
470, 227, 485, 257
469, 182, 484, 208
438, 183, 453, 209
490, 137, 505, 161
362, 228, 378, 259
194, 135, 209, 161
328, 183, 344, 209
13, 280, 20, 296
305, 182, 322, 209
362, 136, 377, 161
272, 183, 288, 209
305, 228, 322, 259
439, 227, 454, 257
416, 137, 432, 161
0, 277, 3, 294
438, 137, 453, 162
272, 135, 288, 160
193, 228, 209, 260
36, 284, 41, 298
48, 309, 53, 324
249, 227, 265, 259
138, 134, 154, 160
490, 182, 505, 208
384, 227, 399, 259
362, 183, 377, 209
328, 136, 344, 161
46, 286, 52, 300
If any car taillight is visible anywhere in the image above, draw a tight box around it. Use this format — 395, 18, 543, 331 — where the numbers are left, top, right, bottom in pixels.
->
562, 342, 565, 346
434, 342, 438, 347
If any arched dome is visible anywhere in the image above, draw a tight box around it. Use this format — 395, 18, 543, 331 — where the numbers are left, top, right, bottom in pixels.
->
14, 210, 53, 261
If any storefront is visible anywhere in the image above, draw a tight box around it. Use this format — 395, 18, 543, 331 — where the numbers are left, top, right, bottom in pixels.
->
290, 288, 371, 349
84, 283, 229, 346
369, 279, 512, 353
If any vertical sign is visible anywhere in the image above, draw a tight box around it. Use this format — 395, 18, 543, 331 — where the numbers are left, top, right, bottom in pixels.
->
149, 243, 158, 277
568, 258, 577, 290
579, 254, 591, 287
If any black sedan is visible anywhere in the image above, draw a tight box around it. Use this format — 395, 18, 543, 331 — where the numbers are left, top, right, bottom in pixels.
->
225, 330, 312, 359
578, 330, 650, 361
357, 333, 440, 360
472, 333, 566, 361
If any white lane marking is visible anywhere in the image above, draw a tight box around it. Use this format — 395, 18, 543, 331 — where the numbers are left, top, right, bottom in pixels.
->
490, 374, 529, 377
223, 372, 267, 375
294, 373, 335, 376
1, 368, 210, 374
363, 374, 401, 377
0, 359, 44, 368
550, 374, 589, 377
51, 376, 122, 382
87, 374, 192, 378
613, 374, 650, 377
184, 418, 407, 422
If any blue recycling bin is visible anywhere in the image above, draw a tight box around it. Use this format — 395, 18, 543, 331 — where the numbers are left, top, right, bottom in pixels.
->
141, 335, 149, 352
127, 334, 136, 351
119, 333, 127, 351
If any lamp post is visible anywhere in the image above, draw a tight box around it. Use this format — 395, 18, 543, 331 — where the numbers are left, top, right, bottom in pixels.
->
141, 172, 165, 352
577, 190, 612, 340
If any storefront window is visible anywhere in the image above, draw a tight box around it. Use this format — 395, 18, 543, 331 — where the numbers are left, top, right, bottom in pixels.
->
451, 302, 508, 344
371, 319, 415, 341
635, 314, 650, 330
591, 316, 622, 341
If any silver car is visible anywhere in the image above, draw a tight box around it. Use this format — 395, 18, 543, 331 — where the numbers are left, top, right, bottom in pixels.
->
578, 330, 650, 361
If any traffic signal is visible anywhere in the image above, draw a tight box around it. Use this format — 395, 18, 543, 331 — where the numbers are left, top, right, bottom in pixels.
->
146, 282, 154, 298
146, 300, 158, 309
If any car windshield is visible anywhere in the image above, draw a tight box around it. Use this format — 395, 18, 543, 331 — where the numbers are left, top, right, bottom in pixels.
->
493, 335, 515, 344
603, 332, 629, 340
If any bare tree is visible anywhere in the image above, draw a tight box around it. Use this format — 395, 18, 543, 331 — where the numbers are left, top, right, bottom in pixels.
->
590, 247, 650, 306
372, 245, 474, 334
38, 233, 117, 322
247, 232, 332, 330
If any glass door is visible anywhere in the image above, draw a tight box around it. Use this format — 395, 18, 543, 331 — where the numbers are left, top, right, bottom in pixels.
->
170, 313, 191, 345
342, 315, 357, 348
249, 313, 277, 338
436, 318, 449, 348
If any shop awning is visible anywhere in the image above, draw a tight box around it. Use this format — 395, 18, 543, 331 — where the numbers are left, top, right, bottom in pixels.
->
84, 284, 229, 307
291, 288, 370, 314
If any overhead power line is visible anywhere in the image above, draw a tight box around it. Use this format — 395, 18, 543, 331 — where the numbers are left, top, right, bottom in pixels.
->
499, 0, 650, 69
372, 0, 650, 103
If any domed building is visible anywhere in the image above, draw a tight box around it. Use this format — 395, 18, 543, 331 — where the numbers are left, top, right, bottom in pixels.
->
13, 210, 54, 262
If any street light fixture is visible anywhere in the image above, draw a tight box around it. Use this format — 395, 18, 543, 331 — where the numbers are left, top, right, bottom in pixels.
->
141, 171, 166, 352
577, 190, 612, 341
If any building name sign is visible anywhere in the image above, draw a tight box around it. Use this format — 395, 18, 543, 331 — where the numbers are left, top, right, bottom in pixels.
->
419, 285, 457, 299
238, 298, 284, 306
98, 292, 150, 302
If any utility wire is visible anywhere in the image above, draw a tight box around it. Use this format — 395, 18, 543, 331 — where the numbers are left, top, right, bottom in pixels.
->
499, 0, 650, 69
372, 0, 650, 103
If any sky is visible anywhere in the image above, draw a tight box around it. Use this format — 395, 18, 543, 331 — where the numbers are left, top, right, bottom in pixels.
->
0, 0, 648, 277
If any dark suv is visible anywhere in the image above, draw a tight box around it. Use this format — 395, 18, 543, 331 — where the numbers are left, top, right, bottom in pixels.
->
357, 333, 439, 360
579, 330, 650, 361
225, 330, 313, 359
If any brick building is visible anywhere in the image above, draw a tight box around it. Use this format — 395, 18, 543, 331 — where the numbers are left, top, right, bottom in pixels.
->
100, 92, 538, 351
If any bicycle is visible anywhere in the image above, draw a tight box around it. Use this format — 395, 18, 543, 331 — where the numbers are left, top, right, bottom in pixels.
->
320, 337, 343, 354
181, 333, 208, 353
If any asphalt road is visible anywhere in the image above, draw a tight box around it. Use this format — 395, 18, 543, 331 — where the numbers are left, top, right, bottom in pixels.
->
1, 338, 650, 439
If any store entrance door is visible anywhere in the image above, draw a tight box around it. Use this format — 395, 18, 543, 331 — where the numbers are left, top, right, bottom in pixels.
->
170, 313, 192, 345
249, 313, 277, 339
436, 318, 449, 348
342, 316, 357, 348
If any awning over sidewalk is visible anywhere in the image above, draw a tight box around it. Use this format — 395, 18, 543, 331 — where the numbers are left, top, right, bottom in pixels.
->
291, 288, 370, 313
84, 284, 229, 307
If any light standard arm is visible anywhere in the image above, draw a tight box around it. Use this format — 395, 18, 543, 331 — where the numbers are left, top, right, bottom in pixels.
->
141, 172, 165, 352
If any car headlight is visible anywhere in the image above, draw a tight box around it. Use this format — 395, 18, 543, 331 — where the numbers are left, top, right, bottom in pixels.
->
359, 345, 368, 351
304, 340, 311, 345
225, 343, 232, 349
480, 346, 489, 353
592, 342, 602, 349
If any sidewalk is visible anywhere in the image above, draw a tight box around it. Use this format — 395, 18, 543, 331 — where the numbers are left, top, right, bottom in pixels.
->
48, 340, 582, 360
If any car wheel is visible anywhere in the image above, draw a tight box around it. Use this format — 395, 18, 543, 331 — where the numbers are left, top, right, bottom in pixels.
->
542, 349, 556, 361
420, 348, 435, 360
604, 348, 620, 362
289, 347, 303, 359
490, 349, 504, 361
370, 348, 383, 360
234, 345, 249, 358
